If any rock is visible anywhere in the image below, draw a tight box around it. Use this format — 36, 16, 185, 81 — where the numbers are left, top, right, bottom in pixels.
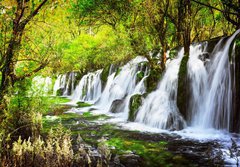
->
145, 68, 161, 93
177, 55, 190, 121
101, 65, 112, 88
109, 99, 125, 113
114, 68, 121, 78
119, 153, 141, 167
231, 33, 240, 133
56, 88, 64, 96
128, 94, 144, 122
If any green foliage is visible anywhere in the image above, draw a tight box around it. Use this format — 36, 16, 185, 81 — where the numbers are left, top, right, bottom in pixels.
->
128, 94, 143, 121
59, 26, 133, 73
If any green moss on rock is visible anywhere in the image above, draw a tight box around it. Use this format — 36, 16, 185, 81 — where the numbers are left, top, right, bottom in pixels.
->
128, 94, 143, 121
114, 68, 122, 78
145, 68, 161, 93
76, 102, 92, 108
56, 88, 64, 96
177, 55, 189, 120
101, 65, 111, 87
137, 71, 144, 81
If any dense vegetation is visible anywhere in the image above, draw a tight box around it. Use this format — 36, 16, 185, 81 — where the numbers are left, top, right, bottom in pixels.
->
0, 0, 239, 166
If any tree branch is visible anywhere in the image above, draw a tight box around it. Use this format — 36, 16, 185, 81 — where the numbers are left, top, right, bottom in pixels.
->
19, 0, 48, 30
191, 0, 238, 15
15, 62, 49, 81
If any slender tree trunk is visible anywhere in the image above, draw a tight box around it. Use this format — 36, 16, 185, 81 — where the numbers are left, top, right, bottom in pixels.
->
0, 0, 48, 105
179, 0, 191, 56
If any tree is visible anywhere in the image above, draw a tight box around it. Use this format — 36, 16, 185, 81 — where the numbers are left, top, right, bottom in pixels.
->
0, 0, 49, 107
192, 0, 240, 29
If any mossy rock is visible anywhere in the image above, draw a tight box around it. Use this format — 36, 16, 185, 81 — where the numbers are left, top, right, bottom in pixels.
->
73, 72, 83, 89
114, 67, 122, 78
230, 33, 240, 133
101, 65, 111, 88
177, 55, 189, 121
56, 88, 64, 96
128, 94, 144, 121
136, 62, 149, 83
76, 102, 92, 108
145, 68, 161, 93
136, 71, 144, 81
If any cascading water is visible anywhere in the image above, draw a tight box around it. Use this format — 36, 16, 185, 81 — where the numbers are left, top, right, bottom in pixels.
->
50, 30, 240, 134
135, 48, 188, 130
53, 75, 61, 96
189, 29, 240, 131
71, 70, 102, 103
94, 56, 148, 116
53, 72, 77, 96
53, 74, 67, 96
63, 72, 76, 96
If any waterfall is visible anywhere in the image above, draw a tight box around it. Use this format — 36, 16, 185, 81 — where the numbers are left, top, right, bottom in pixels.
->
49, 30, 240, 133
135, 48, 188, 130
189, 29, 240, 131
53, 75, 61, 96
95, 56, 148, 116
71, 70, 102, 103
53, 72, 78, 96
53, 74, 67, 96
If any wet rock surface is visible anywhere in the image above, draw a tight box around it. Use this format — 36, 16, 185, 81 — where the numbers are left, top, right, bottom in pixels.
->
43, 107, 225, 167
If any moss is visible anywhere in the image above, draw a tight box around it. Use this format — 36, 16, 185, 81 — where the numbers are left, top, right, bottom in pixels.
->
51, 96, 71, 103
169, 49, 178, 59
145, 68, 161, 93
56, 88, 64, 96
76, 101, 92, 108
128, 94, 143, 121
137, 71, 144, 81
106, 137, 174, 167
177, 55, 189, 120
101, 65, 111, 87
114, 68, 121, 78
74, 72, 83, 88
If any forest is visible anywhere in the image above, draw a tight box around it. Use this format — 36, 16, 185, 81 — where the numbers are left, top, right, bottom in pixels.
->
0, 0, 240, 166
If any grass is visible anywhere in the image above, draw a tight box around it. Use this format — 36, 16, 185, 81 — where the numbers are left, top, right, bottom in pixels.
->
44, 96, 71, 104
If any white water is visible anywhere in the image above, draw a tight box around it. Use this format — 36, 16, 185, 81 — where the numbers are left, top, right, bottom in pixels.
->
49, 31, 240, 165
135, 48, 187, 130
53, 74, 67, 96
71, 70, 102, 103
94, 56, 148, 118
53, 75, 61, 96
53, 72, 78, 97
189, 29, 240, 130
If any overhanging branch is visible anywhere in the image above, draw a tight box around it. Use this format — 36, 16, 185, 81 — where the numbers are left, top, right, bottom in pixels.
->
191, 0, 239, 15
